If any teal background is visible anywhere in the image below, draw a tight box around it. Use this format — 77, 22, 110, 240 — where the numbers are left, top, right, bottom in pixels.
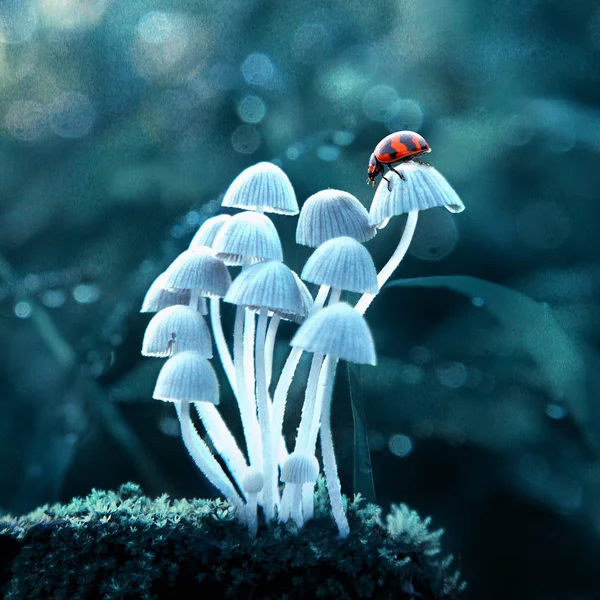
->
1, 1, 600, 597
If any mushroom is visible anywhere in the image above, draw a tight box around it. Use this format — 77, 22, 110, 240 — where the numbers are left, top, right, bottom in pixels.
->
153, 351, 245, 515
221, 161, 299, 216
355, 162, 465, 315
225, 260, 306, 522
290, 302, 376, 537
280, 452, 319, 527
189, 214, 232, 249
241, 467, 264, 535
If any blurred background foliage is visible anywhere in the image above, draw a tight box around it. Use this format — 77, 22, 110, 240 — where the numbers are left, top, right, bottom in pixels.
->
1, 0, 600, 598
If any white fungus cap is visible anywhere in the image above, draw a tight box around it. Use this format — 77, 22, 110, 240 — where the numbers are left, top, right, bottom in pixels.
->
241, 467, 264, 494
222, 162, 299, 215
296, 189, 376, 248
369, 162, 465, 227
301, 236, 378, 294
142, 305, 212, 358
290, 272, 314, 323
224, 260, 307, 319
189, 214, 232, 249
213, 211, 283, 265
141, 273, 195, 313
153, 351, 219, 404
281, 452, 320, 484
162, 247, 232, 297
291, 302, 376, 365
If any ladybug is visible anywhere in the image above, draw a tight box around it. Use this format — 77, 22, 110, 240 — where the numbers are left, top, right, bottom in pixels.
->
367, 131, 432, 191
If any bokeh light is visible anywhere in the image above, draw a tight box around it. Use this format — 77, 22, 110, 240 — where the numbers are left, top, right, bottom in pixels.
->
236, 95, 267, 124
0, 1, 38, 44
231, 124, 261, 154
49, 92, 96, 139
362, 85, 400, 123
388, 434, 413, 457
517, 201, 571, 250
408, 208, 459, 261
241, 53, 275, 87
4, 100, 47, 142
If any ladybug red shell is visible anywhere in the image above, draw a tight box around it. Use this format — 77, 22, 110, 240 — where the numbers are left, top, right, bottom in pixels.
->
367, 131, 432, 190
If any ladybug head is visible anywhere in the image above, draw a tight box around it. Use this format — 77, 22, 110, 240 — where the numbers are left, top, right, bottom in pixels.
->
366, 153, 383, 187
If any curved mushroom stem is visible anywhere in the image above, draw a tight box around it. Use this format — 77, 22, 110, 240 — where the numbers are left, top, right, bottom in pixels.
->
255, 307, 276, 521
264, 313, 281, 390
318, 355, 349, 537
354, 210, 419, 315
234, 306, 262, 469
209, 297, 236, 395
194, 403, 248, 493
313, 284, 330, 311
176, 399, 245, 515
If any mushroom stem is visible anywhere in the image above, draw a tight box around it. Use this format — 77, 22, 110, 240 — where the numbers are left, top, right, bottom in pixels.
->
245, 492, 259, 535
318, 355, 349, 537
291, 484, 303, 527
243, 308, 257, 433
270, 347, 303, 483
294, 352, 324, 452
255, 307, 276, 521
189, 288, 201, 310
209, 297, 236, 395
194, 402, 248, 493
176, 399, 244, 514
264, 313, 281, 390
313, 284, 330, 311
328, 287, 341, 304
354, 210, 419, 315
234, 305, 262, 469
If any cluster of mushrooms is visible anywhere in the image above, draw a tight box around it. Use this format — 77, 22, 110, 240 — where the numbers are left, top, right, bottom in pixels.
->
140, 161, 464, 537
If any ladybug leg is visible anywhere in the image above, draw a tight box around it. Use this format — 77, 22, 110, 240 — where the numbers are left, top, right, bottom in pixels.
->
382, 174, 392, 191
387, 164, 406, 182
415, 158, 432, 166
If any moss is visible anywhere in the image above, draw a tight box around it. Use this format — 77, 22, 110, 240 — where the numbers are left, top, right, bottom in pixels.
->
0, 480, 465, 599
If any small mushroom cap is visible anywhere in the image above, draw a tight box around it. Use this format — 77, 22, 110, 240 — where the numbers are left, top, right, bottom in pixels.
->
141, 273, 194, 313
301, 236, 378, 294
241, 467, 264, 494
281, 452, 319, 484
291, 302, 376, 365
162, 247, 232, 297
142, 305, 212, 358
153, 351, 219, 404
224, 260, 307, 319
189, 214, 232, 249
222, 162, 299, 215
213, 211, 283, 265
369, 162, 465, 227
296, 189, 376, 248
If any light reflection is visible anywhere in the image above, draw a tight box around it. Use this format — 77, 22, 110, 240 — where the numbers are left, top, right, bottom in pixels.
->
231, 124, 261, 154
37, 0, 111, 30
5, 100, 47, 141
49, 91, 96, 139
0, 1, 38, 44
241, 53, 274, 87
237, 94, 266, 124
362, 85, 400, 122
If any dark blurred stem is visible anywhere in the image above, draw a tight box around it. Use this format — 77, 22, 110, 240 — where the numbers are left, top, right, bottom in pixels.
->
0, 251, 168, 494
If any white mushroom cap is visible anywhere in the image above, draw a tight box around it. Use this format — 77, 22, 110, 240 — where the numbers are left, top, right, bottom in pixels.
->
289, 272, 314, 323
222, 162, 299, 215
141, 273, 194, 313
241, 467, 264, 494
189, 214, 232, 249
142, 305, 212, 358
301, 236, 378, 294
281, 452, 319, 484
153, 351, 219, 404
162, 247, 231, 297
296, 189, 376, 248
369, 162, 465, 227
213, 211, 283, 265
224, 260, 306, 319
291, 302, 376, 365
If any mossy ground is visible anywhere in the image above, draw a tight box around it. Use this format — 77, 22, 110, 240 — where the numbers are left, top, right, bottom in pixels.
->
0, 481, 465, 599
